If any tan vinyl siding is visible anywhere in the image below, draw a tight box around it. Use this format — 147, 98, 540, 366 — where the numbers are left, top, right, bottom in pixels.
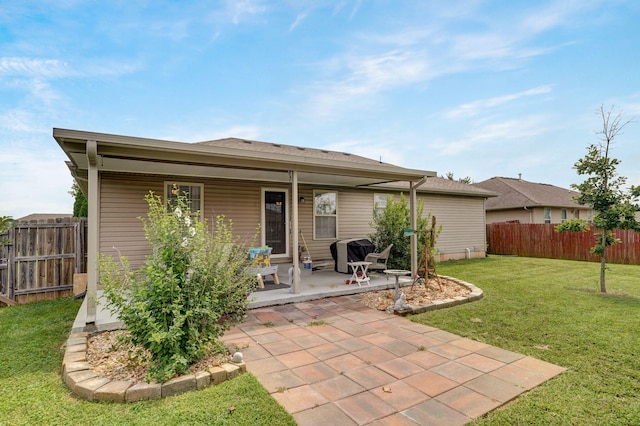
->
98, 174, 487, 269
419, 194, 486, 260
487, 209, 533, 224
100, 175, 162, 267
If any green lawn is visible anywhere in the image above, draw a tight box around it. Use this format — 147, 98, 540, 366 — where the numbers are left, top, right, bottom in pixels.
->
414, 255, 640, 425
0, 298, 295, 426
2, 256, 639, 425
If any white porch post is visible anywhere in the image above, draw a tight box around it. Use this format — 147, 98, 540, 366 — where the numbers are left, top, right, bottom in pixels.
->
410, 177, 427, 278
291, 170, 301, 294
409, 182, 417, 278
85, 140, 99, 325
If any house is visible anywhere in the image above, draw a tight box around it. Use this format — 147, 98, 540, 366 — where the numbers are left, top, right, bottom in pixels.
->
54, 128, 494, 324
473, 176, 593, 224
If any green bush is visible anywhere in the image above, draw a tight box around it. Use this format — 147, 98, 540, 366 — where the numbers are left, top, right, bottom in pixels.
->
368, 193, 439, 270
100, 191, 257, 382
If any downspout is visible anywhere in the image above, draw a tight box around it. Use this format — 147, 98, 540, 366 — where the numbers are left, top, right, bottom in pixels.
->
291, 170, 300, 294
524, 206, 533, 223
410, 176, 428, 278
85, 140, 99, 326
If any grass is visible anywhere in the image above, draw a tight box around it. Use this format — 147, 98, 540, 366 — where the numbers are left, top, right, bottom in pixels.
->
412, 255, 640, 425
0, 298, 295, 426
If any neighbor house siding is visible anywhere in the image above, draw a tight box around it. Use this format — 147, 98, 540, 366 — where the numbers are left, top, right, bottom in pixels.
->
486, 209, 533, 224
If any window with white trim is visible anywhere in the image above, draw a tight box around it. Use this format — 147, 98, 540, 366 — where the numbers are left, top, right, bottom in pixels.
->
374, 193, 391, 214
314, 191, 337, 239
544, 208, 551, 224
561, 208, 567, 222
165, 182, 204, 215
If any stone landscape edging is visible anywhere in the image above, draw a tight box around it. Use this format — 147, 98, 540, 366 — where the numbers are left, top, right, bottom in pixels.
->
62, 333, 246, 403
394, 275, 483, 316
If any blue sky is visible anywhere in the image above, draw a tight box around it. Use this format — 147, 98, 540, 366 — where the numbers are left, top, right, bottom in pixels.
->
1, 0, 639, 218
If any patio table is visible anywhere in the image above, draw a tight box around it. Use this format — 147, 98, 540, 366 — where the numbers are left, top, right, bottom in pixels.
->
347, 261, 372, 286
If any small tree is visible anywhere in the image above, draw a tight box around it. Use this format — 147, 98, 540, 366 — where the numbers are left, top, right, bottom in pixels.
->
556, 106, 640, 292
441, 172, 472, 185
369, 193, 439, 270
100, 191, 257, 382
0, 215, 13, 246
69, 182, 88, 217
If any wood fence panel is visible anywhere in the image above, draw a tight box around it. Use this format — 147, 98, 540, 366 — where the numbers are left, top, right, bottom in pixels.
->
487, 223, 640, 264
0, 218, 87, 304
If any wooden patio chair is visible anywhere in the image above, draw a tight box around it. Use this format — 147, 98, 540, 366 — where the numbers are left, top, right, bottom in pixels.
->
364, 244, 393, 272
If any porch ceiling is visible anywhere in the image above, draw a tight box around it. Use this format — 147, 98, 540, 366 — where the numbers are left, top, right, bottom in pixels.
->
54, 128, 435, 189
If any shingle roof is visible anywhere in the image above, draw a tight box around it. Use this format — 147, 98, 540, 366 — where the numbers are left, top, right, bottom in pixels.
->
472, 177, 588, 210
197, 138, 385, 166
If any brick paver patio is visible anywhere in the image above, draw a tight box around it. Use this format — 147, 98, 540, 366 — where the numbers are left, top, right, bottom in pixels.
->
223, 295, 566, 425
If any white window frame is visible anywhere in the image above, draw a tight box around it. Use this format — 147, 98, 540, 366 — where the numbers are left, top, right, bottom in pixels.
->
164, 182, 204, 217
544, 208, 551, 224
561, 208, 567, 222
313, 190, 338, 239
374, 193, 391, 213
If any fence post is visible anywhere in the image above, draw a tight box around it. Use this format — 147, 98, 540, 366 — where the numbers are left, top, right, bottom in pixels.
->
7, 227, 15, 301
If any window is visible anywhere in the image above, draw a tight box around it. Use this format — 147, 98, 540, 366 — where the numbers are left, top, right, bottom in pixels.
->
544, 208, 551, 224
314, 191, 337, 239
165, 182, 203, 215
561, 208, 567, 222
374, 193, 390, 213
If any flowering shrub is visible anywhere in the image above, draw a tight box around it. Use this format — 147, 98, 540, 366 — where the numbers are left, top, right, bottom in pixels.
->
100, 191, 257, 382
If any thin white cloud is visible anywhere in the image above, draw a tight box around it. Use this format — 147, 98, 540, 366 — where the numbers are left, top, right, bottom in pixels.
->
0, 109, 48, 133
289, 12, 307, 31
430, 115, 548, 156
0, 57, 72, 78
225, 0, 267, 25
445, 86, 553, 119
305, 49, 432, 118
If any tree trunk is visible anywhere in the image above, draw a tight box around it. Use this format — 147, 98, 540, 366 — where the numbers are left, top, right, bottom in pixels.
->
600, 232, 607, 293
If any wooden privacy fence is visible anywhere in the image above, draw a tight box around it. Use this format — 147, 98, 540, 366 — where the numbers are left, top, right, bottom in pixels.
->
487, 223, 640, 264
0, 218, 87, 305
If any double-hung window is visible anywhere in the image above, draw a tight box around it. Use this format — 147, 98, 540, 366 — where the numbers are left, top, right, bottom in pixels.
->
314, 191, 337, 239
165, 182, 203, 215
544, 208, 551, 224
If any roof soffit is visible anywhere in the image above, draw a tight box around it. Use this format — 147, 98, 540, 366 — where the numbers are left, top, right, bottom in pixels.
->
54, 128, 434, 186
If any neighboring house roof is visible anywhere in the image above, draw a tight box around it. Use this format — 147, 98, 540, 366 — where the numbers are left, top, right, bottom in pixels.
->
472, 177, 589, 210
372, 177, 498, 198
15, 213, 73, 222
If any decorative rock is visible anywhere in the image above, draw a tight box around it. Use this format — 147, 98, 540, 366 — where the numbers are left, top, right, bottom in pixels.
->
231, 352, 243, 363
126, 381, 162, 402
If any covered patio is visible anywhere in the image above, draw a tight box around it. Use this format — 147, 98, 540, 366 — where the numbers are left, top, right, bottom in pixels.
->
72, 266, 412, 333
54, 128, 435, 332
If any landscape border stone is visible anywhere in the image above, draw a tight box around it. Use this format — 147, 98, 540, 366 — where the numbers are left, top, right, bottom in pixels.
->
61, 331, 246, 403
393, 275, 484, 316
